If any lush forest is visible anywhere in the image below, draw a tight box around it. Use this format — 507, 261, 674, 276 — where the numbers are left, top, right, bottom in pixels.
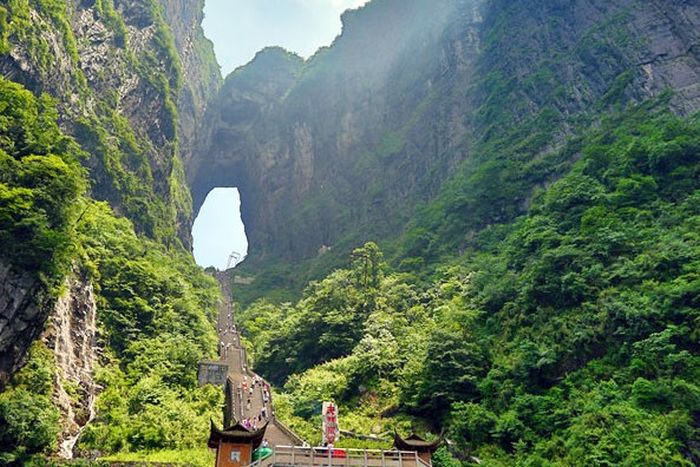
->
0, 79, 221, 465
0, 0, 226, 463
237, 103, 700, 465
2, 0, 700, 465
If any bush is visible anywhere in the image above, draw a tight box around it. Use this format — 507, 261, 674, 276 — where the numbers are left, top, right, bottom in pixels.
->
0, 342, 60, 462
0, 78, 85, 285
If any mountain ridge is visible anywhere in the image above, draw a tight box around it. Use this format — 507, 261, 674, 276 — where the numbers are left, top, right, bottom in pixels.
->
1, 0, 700, 464
189, 0, 700, 304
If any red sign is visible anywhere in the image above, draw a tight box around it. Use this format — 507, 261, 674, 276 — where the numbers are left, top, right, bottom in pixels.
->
322, 402, 339, 445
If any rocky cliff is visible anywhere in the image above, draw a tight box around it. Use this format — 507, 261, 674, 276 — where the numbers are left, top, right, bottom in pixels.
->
1, 0, 219, 243
0, 0, 219, 386
158, 0, 221, 190
0, 261, 50, 387
45, 274, 98, 459
190, 0, 469, 265
189, 0, 700, 295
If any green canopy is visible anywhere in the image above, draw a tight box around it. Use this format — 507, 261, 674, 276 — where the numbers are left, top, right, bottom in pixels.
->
253, 446, 273, 461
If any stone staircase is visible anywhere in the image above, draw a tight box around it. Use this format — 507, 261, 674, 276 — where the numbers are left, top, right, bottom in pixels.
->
215, 273, 302, 448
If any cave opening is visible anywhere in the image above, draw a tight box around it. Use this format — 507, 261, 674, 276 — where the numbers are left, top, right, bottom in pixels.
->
192, 187, 248, 271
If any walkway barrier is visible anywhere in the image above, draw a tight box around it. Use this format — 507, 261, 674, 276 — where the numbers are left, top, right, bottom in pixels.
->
272, 418, 306, 446
246, 445, 431, 467
239, 353, 307, 446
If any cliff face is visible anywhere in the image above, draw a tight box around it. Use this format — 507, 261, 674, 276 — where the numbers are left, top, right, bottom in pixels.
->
0, 0, 219, 384
0, 0, 219, 243
45, 275, 98, 459
189, 0, 700, 282
158, 0, 221, 183
0, 262, 49, 387
191, 0, 474, 264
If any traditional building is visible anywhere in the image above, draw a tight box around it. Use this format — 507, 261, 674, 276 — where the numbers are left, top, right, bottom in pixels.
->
208, 420, 268, 467
393, 433, 442, 466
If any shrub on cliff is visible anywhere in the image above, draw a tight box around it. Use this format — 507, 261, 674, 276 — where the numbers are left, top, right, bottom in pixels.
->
0, 77, 85, 287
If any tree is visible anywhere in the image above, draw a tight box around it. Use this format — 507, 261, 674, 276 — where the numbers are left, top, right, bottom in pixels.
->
415, 327, 488, 417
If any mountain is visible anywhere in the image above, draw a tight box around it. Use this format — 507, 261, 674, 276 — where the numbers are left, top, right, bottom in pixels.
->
1, 0, 700, 464
0, 0, 221, 383
0, 1, 222, 463
190, 0, 472, 273
189, 0, 700, 304
190, 0, 700, 464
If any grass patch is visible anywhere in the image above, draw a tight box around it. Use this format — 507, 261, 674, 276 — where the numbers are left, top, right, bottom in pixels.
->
100, 448, 215, 467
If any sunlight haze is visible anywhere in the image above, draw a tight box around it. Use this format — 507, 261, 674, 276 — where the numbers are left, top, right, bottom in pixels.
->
195, 0, 369, 270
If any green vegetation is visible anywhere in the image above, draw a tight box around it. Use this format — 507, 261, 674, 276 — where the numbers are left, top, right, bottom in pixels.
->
1, 0, 225, 462
241, 105, 700, 464
0, 77, 222, 461
99, 448, 215, 467
4, 0, 193, 243
0, 79, 72, 463
3, 0, 88, 90
0, 6, 10, 54
3, 0, 700, 465
0, 342, 60, 464
231, 0, 652, 309
73, 202, 223, 457
94, 0, 128, 47
33, 0, 80, 65
0, 77, 85, 287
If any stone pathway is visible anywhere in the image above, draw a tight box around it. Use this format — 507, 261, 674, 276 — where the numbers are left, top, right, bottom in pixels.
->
216, 272, 302, 448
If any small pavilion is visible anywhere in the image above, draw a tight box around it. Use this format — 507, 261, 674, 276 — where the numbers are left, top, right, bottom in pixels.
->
393, 432, 442, 466
208, 420, 268, 467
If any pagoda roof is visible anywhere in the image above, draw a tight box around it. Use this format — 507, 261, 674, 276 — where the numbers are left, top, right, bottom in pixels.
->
208, 420, 268, 449
393, 432, 441, 453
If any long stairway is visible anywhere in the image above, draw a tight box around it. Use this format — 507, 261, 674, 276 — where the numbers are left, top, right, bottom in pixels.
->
212, 273, 434, 467
215, 272, 303, 448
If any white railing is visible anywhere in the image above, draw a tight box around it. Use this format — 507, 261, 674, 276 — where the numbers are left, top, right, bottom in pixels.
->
247, 445, 432, 467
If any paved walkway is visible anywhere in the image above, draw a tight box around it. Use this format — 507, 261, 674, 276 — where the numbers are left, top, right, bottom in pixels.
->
215, 272, 302, 448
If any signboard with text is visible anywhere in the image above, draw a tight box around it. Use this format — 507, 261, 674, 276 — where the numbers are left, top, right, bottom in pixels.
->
197, 361, 228, 386
322, 401, 339, 445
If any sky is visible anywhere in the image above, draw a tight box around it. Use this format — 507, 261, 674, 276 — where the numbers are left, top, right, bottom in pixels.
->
193, 0, 369, 270
192, 188, 248, 270
203, 0, 370, 75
